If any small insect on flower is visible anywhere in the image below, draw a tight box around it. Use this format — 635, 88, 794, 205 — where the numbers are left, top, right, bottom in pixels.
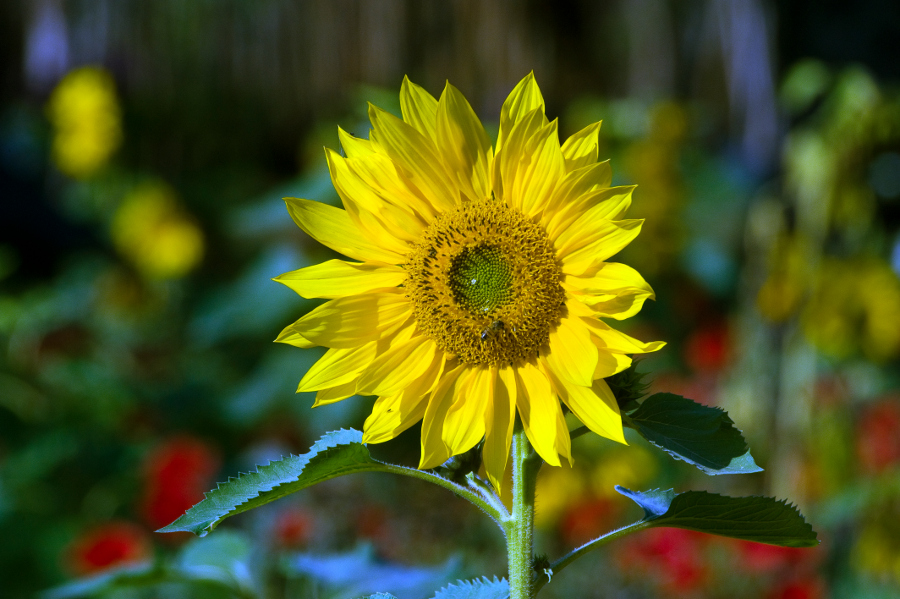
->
480, 319, 505, 342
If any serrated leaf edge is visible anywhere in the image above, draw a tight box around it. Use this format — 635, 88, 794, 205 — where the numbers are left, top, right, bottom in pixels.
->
158, 429, 364, 535
431, 575, 509, 599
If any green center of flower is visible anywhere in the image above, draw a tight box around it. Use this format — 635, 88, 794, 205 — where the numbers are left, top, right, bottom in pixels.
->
405, 199, 566, 366
448, 245, 513, 314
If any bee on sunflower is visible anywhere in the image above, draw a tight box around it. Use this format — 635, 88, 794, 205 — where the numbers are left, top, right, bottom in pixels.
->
274, 73, 664, 492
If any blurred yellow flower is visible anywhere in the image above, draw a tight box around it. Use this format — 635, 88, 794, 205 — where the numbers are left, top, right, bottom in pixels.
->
620, 102, 687, 275
47, 66, 123, 179
854, 523, 900, 585
590, 444, 658, 498
534, 463, 585, 528
802, 259, 900, 361
111, 183, 204, 280
756, 234, 812, 322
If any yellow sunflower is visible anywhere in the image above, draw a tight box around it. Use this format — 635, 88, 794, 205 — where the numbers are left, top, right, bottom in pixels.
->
275, 73, 664, 491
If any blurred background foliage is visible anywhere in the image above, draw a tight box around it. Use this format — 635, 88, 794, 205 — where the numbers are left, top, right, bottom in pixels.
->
1, 1, 900, 597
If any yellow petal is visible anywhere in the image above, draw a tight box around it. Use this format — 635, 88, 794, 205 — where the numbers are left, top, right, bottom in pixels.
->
561, 121, 602, 172
497, 72, 546, 153
514, 360, 562, 466
555, 401, 573, 466
483, 367, 516, 493
297, 343, 377, 392
441, 366, 491, 455
580, 292, 654, 320
345, 150, 440, 222
558, 186, 636, 240
274, 325, 315, 348
544, 175, 627, 238
495, 112, 565, 217
356, 334, 438, 397
363, 352, 444, 443
274, 260, 406, 299
581, 316, 666, 354
338, 127, 375, 158
368, 104, 459, 213
400, 76, 439, 141
284, 197, 405, 264
563, 262, 655, 320
313, 381, 359, 406
419, 363, 471, 469
492, 107, 545, 203
594, 348, 632, 378
546, 313, 597, 387
544, 364, 626, 444
290, 290, 411, 348
363, 392, 427, 444
518, 120, 566, 216
565, 262, 653, 294
559, 219, 644, 277
435, 82, 492, 201
326, 148, 423, 248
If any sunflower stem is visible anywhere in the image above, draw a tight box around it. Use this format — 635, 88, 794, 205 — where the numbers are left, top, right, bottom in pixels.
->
507, 425, 539, 598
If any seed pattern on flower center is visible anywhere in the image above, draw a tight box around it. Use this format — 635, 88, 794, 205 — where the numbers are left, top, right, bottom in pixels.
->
448, 245, 514, 314
405, 199, 566, 366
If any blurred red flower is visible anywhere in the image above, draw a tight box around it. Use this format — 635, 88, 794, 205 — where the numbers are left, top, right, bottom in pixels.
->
618, 528, 709, 595
64, 521, 151, 576
559, 497, 619, 546
274, 506, 315, 548
736, 540, 812, 573
766, 576, 825, 599
856, 397, 900, 474
684, 321, 730, 374
140, 436, 219, 531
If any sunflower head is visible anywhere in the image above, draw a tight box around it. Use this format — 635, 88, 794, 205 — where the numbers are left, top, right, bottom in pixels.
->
275, 73, 664, 492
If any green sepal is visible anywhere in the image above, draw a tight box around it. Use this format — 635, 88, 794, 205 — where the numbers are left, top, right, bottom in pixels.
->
606, 362, 651, 413
626, 393, 762, 475
436, 440, 484, 485
616, 486, 819, 547
431, 577, 510, 599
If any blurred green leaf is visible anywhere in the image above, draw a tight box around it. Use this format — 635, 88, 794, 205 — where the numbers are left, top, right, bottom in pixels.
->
616, 487, 819, 547
626, 393, 761, 475
42, 532, 258, 598
431, 577, 509, 599
285, 543, 457, 599
41, 563, 158, 599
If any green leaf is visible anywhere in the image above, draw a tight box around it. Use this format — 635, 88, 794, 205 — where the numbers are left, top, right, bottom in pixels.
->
616, 486, 819, 547
431, 577, 509, 599
627, 393, 762, 475
159, 429, 506, 538
159, 429, 390, 536
614, 487, 675, 519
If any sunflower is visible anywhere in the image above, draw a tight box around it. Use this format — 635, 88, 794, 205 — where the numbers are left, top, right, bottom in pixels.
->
275, 73, 664, 491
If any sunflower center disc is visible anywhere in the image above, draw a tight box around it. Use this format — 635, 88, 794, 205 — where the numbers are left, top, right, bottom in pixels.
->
448, 245, 513, 314
405, 199, 566, 366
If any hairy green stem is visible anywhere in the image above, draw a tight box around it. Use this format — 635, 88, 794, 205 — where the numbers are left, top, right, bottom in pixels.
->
533, 519, 651, 592
379, 463, 508, 532
506, 426, 539, 599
